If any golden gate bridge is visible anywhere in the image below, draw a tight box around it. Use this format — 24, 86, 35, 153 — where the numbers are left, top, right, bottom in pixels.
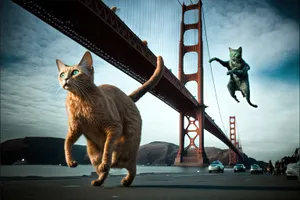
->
12, 0, 244, 166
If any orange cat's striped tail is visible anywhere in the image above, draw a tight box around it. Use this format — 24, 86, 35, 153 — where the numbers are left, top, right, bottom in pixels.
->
129, 56, 165, 103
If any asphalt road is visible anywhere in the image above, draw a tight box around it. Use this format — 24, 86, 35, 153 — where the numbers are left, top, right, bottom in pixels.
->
1, 171, 300, 200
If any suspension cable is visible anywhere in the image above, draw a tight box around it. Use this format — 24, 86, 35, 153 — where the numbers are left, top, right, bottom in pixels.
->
177, 0, 182, 6
202, 8, 228, 136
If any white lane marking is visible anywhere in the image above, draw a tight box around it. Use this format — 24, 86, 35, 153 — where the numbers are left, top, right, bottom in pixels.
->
62, 185, 80, 187
171, 174, 201, 178
171, 174, 220, 178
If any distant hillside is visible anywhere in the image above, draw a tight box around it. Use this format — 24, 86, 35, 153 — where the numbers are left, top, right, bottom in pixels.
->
0, 137, 90, 165
137, 141, 178, 166
1, 137, 267, 167
137, 141, 268, 167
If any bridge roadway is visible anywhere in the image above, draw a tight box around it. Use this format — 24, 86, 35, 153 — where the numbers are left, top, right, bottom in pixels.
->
2, 172, 299, 200
11, 0, 241, 158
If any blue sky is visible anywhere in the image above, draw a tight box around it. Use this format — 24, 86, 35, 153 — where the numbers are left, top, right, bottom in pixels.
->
0, 0, 299, 163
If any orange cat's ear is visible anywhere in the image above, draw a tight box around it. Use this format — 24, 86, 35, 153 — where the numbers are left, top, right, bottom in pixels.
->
238, 46, 242, 52
56, 59, 66, 71
229, 47, 233, 52
79, 51, 93, 71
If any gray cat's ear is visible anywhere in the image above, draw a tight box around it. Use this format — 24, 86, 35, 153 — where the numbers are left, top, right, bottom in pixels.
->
79, 51, 93, 70
229, 47, 233, 52
238, 47, 242, 52
56, 59, 66, 71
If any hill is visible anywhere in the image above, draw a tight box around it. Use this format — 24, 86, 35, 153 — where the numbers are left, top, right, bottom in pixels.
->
0, 137, 89, 165
137, 141, 267, 167
1, 137, 267, 167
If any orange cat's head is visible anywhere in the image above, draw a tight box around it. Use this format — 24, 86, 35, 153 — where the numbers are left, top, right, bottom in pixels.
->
56, 51, 94, 94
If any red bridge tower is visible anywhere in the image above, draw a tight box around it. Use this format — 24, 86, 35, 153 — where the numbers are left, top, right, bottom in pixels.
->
174, 0, 209, 166
228, 116, 238, 166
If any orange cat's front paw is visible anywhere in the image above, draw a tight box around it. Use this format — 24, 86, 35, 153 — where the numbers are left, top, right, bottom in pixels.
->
98, 162, 110, 172
68, 160, 78, 168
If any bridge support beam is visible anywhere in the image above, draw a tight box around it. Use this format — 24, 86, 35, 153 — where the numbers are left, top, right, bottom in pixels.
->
174, 0, 209, 167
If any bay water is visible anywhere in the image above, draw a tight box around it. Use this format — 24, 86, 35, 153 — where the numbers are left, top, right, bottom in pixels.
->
0, 165, 211, 177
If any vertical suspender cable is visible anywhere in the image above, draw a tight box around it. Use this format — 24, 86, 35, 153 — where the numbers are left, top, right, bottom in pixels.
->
202, 8, 227, 136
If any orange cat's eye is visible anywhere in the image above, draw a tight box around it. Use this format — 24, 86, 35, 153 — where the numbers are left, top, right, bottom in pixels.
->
72, 70, 79, 76
60, 72, 65, 78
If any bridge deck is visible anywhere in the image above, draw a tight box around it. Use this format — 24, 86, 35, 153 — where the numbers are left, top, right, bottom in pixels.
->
11, 0, 241, 158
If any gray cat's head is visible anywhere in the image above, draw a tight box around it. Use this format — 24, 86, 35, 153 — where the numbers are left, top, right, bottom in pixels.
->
56, 51, 94, 94
229, 47, 242, 61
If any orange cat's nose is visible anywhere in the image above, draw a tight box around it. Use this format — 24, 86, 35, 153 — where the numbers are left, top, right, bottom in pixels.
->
63, 83, 70, 90
62, 79, 70, 90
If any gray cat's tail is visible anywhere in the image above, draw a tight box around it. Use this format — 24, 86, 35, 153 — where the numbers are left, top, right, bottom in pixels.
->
129, 56, 165, 103
246, 97, 258, 108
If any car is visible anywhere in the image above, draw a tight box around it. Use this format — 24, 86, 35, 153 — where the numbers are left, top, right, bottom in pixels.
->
233, 163, 246, 172
285, 161, 300, 180
208, 160, 224, 173
250, 164, 263, 174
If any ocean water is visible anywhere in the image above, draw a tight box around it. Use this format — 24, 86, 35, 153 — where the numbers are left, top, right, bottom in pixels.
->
0, 165, 211, 177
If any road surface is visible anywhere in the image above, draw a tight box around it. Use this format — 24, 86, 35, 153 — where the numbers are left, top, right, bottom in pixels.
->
1, 171, 299, 200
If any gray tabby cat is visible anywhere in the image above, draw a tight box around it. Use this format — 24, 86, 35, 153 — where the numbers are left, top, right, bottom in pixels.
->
209, 47, 258, 108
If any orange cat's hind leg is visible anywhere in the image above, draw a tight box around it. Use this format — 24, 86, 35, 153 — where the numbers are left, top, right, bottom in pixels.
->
87, 142, 102, 167
86, 139, 107, 187
91, 160, 109, 187
91, 171, 109, 186
121, 163, 136, 187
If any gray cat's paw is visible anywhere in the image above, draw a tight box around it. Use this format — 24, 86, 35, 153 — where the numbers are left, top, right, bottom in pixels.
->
67, 160, 78, 168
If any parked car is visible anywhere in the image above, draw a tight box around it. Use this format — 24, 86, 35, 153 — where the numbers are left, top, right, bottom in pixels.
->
250, 164, 263, 174
208, 160, 224, 173
234, 163, 246, 172
285, 161, 300, 180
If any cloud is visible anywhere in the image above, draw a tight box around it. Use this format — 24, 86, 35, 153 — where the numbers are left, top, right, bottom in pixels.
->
265, 0, 300, 22
202, 0, 299, 72
1, 0, 299, 163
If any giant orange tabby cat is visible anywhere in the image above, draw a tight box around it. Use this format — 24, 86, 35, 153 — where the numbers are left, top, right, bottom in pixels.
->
56, 51, 164, 187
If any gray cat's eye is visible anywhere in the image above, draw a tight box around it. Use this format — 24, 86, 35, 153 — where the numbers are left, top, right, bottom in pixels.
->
60, 72, 65, 78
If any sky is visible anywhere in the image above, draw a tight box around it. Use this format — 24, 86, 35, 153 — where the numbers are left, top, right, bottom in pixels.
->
0, 0, 299, 163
